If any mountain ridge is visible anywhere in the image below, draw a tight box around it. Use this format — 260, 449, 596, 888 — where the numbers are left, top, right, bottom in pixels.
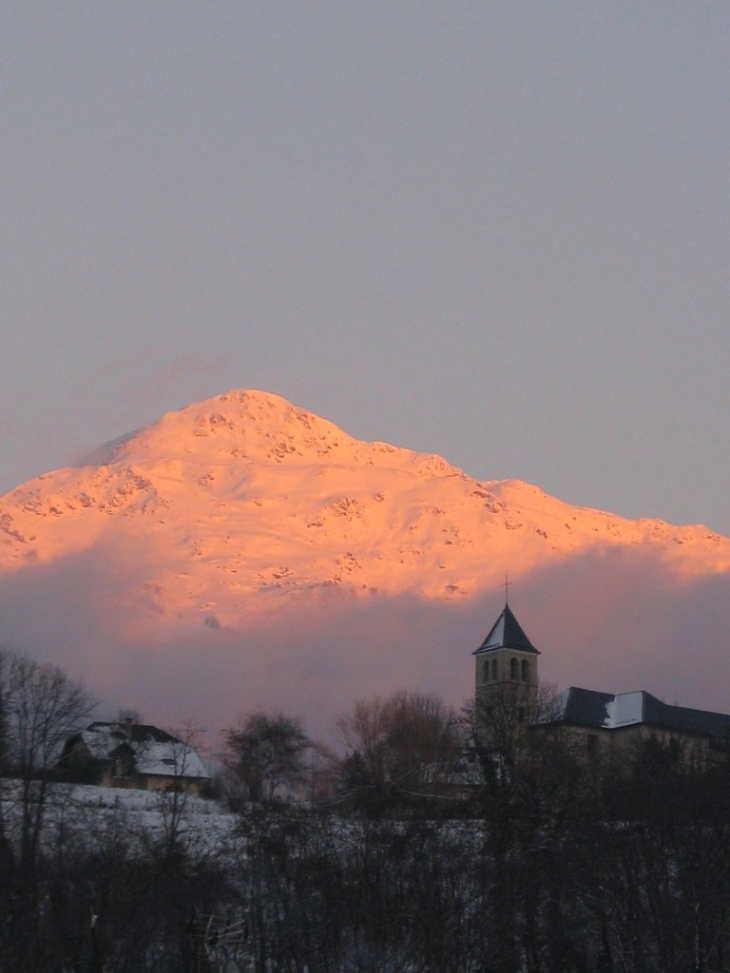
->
1, 388, 728, 634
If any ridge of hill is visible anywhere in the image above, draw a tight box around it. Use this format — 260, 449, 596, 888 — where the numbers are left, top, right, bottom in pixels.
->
0, 389, 728, 633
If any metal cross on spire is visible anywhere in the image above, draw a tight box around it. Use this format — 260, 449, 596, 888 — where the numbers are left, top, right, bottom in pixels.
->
502, 571, 510, 605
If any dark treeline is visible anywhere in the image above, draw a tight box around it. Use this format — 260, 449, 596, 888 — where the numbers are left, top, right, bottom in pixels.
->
2, 648, 730, 972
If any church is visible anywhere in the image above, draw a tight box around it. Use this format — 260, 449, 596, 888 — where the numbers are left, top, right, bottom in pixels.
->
473, 602, 730, 756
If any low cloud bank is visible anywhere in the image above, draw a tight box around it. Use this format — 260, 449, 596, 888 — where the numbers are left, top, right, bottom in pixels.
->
1, 545, 729, 742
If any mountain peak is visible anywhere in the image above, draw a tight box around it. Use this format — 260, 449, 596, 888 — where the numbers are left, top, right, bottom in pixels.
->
102, 388, 465, 483
1, 389, 729, 633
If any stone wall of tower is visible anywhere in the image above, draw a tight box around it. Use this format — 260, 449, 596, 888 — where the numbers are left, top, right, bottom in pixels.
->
474, 647, 539, 749
474, 647, 539, 697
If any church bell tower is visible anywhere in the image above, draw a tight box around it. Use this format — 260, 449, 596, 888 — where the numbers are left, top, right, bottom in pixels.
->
473, 602, 540, 703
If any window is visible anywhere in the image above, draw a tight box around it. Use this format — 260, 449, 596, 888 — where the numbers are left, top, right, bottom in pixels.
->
483, 662, 490, 684
521, 659, 529, 682
491, 659, 498, 681
587, 734, 598, 758
510, 658, 518, 680
518, 707, 525, 723
112, 754, 132, 779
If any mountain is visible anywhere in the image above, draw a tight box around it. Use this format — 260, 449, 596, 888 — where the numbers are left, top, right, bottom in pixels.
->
1, 389, 729, 734
1, 389, 728, 629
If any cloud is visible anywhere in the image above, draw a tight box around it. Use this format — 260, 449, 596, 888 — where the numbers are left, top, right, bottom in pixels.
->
514, 547, 730, 715
54, 352, 227, 471
141, 355, 226, 408
1, 543, 730, 746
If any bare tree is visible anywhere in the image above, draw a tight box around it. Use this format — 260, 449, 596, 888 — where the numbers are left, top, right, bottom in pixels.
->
0, 647, 94, 971
223, 712, 310, 806
0, 650, 13, 847
337, 690, 459, 809
461, 680, 562, 776
156, 720, 207, 859
1, 649, 95, 874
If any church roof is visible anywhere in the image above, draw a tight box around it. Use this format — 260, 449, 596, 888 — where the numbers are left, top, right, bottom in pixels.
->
544, 688, 730, 740
473, 604, 540, 656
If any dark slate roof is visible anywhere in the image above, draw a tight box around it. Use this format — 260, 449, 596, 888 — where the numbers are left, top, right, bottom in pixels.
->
86, 721, 179, 745
474, 604, 540, 656
550, 687, 615, 728
541, 687, 730, 741
641, 693, 730, 739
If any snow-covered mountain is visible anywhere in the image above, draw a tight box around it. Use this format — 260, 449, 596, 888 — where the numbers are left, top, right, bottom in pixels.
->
2, 389, 730, 736
1, 389, 728, 634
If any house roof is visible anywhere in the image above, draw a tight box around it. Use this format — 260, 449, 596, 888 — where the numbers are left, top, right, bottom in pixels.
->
474, 604, 540, 656
548, 687, 615, 727
75, 721, 209, 779
640, 693, 730, 738
544, 687, 730, 740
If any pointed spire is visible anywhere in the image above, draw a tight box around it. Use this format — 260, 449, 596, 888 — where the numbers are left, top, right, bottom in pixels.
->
473, 603, 540, 655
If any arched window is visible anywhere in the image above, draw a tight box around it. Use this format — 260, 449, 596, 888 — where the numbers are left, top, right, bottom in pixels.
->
491, 659, 498, 681
521, 659, 529, 682
483, 661, 490, 684
510, 658, 518, 680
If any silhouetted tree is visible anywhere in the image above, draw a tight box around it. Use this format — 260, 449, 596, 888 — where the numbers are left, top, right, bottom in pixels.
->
223, 712, 310, 805
0, 646, 95, 971
337, 690, 459, 812
155, 719, 207, 859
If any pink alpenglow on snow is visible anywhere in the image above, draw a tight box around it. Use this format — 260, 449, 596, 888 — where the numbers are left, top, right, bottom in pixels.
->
0, 389, 729, 736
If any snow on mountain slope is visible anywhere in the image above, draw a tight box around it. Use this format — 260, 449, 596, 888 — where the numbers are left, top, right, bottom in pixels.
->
0, 388, 728, 635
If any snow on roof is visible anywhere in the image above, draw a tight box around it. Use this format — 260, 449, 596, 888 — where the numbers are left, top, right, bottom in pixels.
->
133, 739, 208, 779
79, 725, 125, 760
541, 687, 730, 740
78, 722, 208, 779
603, 692, 644, 728
553, 688, 570, 716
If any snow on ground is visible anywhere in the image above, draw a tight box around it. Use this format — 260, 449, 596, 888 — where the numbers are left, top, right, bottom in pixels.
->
0, 780, 240, 859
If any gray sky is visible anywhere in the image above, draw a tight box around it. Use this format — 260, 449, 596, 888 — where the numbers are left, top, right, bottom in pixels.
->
2, 2, 729, 533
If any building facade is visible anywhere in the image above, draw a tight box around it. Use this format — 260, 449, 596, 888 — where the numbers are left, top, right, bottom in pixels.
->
60, 720, 210, 793
474, 603, 730, 758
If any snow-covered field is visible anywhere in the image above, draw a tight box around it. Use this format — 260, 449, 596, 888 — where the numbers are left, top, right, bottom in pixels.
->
0, 779, 240, 858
